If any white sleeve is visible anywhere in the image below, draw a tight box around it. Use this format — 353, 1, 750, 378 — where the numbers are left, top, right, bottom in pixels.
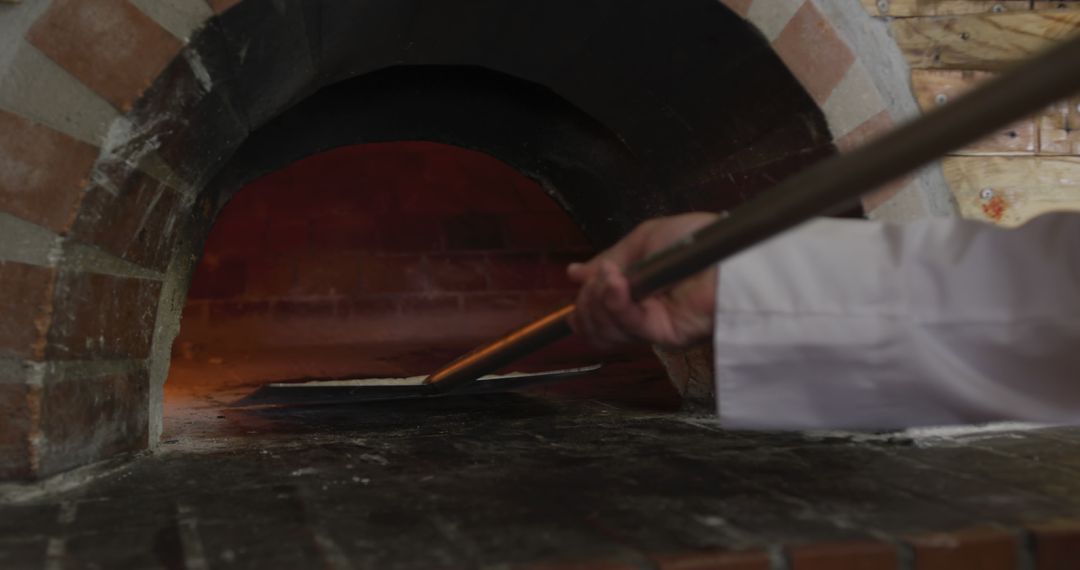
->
713, 212, 1080, 430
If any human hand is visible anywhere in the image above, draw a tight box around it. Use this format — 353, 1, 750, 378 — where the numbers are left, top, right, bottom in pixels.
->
567, 213, 720, 349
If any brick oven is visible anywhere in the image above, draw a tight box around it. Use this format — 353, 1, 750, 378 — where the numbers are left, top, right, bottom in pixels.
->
11, 0, 1080, 568
4, 0, 891, 481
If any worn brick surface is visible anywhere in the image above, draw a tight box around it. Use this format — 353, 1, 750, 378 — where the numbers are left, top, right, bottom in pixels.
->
907, 527, 1017, 570
788, 540, 899, 570
0, 262, 56, 360
488, 252, 547, 291
28, 0, 182, 111
360, 255, 429, 294
1030, 520, 1080, 570
444, 213, 505, 251
771, 1, 856, 105
502, 212, 592, 250
264, 219, 310, 252
381, 216, 445, 252
0, 111, 97, 233
273, 300, 335, 319
129, 44, 247, 189
337, 298, 397, 318
180, 300, 206, 323
428, 254, 489, 292
38, 368, 149, 476
173, 143, 597, 364
7, 399, 1080, 564
310, 213, 380, 251
463, 292, 527, 313
202, 213, 268, 255
0, 382, 38, 480
652, 549, 771, 570
46, 272, 162, 360
397, 294, 461, 315
207, 301, 270, 322
293, 253, 363, 296
242, 255, 295, 297
209, 0, 319, 127
71, 170, 182, 272
188, 254, 246, 299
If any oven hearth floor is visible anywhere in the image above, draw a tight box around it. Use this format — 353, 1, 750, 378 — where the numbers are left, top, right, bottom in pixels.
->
3, 389, 1080, 569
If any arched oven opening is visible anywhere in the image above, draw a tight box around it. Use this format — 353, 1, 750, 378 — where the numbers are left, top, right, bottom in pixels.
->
166, 140, 678, 411
164, 62, 837, 418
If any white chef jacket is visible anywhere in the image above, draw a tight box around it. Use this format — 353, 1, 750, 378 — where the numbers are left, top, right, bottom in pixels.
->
713, 212, 1080, 430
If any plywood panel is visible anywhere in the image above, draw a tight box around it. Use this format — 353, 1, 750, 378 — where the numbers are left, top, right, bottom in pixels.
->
892, 12, 1080, 69
861, 0, 1030, 17
1040, 96, 1080, 155
943, 156, 1080, 225
911, 69, 1037, 154
1032, 1, 1080, 11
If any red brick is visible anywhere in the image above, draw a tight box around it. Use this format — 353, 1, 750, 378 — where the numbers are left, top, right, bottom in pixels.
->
771, 1, 856, 105
276, 150, 396, 216
788, 540, 899, 570
488, 252, 547, 291
46, 272, 162, 360
526, 291, 578, 312
1029, 519, 1080, 570
381, 216, 444, 252
0, 111, 97, 233
463, 292, 525, 313
293, 253, 363, 297
906, 527, 1017, 570
444, 213, 504, 250
203, 213, 269, 255
360, 255, 429, 294
273, 300, 336, 319
310, 213, 380, 251
337, 298, 397, 318
28, 0, 182, 111
188, 254, 247, 300
265, 219, 310, 252
71, 171, 182, 271
243, 255, 296, 298
428, 254, 489, 292
208, 301, 271, 322
180, 301, 206, 324
38, 368, 149, 477
397, 294, 460, 315
0, 382, 39, 480
652, 549, 771, 570
388, 144, 522, 216
0, 262, 56, 360
502, 212, 590, 250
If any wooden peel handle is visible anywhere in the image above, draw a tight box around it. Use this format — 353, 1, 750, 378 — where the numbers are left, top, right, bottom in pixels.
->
423, 305, 576, 392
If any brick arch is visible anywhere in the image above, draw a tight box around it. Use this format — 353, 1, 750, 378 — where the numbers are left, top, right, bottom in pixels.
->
722, 0, 955, 220
0, 0, 926, 480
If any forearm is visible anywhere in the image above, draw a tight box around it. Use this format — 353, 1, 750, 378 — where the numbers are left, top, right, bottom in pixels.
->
713, 213, 1080, 430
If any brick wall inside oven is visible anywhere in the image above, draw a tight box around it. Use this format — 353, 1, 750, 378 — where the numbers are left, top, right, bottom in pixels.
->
171, 142, 595, 383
